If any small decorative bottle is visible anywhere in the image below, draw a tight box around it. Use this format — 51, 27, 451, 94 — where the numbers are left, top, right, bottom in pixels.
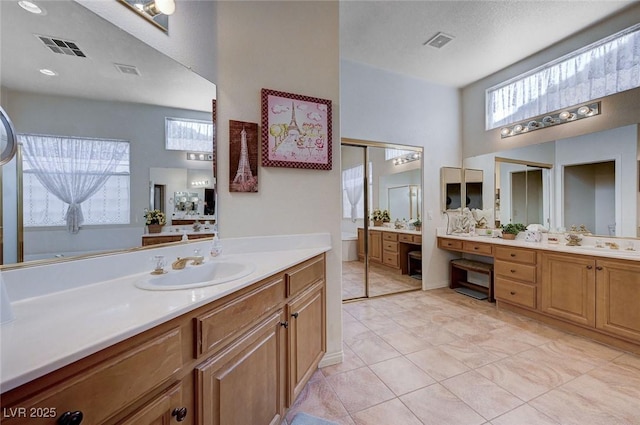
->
210, 234, 222, 257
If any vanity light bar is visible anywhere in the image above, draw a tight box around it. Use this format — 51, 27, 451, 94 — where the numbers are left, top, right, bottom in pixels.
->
186, 152, 213, 161
393, 152, 421, 166
500, 102, 601, 139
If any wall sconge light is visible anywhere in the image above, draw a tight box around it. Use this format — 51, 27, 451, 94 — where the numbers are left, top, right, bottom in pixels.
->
393, 152, 421, 166
186, 152, 214, 161
500, 102, 601, 139
118, 0, 175, 32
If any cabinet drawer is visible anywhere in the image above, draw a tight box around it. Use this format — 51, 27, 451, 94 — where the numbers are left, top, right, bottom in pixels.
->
119, 381, 182, 425
382, 232, 398, 242
494, 246, 536, 264
495, 278, 536, 309
399, 234, 413, 243
383, 241, 398, 253
495, 260, 536, 283
463, 241, 492, 256
3, 329, 183, 425
383, 252, 399, 268
196, 277, 285, 357
413, 235, 422, 244
286, 255, 325, 298
438, 238, 462, 251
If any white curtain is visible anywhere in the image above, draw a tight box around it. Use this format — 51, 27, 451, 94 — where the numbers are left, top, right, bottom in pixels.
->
21, 135, 129, 234
165, 117, 214, 152
488, 26, 640, 129
342, 165, 364, 222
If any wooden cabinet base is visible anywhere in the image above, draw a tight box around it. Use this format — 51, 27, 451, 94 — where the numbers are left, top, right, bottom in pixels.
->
497, 301, 640, 355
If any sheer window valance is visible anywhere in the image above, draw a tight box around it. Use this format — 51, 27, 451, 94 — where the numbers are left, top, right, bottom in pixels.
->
487, 23, 640, 130
21, 135, 130, 233
165, 117, 214, 152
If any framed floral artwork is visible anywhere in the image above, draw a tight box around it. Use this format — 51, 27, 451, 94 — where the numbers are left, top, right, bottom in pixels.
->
261, 88, 332, 170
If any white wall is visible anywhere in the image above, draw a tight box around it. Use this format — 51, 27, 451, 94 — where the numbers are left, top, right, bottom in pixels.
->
461, 4, 640, 159
341, 59, 461, 289
214, 1, 342, 366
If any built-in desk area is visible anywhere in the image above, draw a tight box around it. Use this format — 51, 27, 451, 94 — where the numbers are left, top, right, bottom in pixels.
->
141, 231, 214, 246
358, 227, 422, 275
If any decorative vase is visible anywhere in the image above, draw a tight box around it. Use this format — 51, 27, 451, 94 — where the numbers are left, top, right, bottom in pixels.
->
415, 226, 422, 232
148, 224, 163, 234
373, 220, 383, 227
502, 233, 516, 240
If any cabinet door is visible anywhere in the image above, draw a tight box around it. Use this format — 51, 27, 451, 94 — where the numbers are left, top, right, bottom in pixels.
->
541, 253, 596, 326
596, 259, 640, 343
369, 231, 382, 262
195, 311, 286, 425
120, 382, 184, 425
288, 282, 325, 405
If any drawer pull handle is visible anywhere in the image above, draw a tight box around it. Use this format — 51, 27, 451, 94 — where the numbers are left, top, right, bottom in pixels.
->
510, 291, 516, 295
586, 265, 593, 270
474, 247, 479, 250
596, 266, 603, 271
291, 312, 299, 319
510, 253, 516, 257
58, 411, 83, 425
172, 407, 188, 422
279, 321, 289, 329
510, 269, 516, 273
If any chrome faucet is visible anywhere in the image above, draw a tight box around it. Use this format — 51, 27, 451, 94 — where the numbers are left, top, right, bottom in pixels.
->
172, 256, 204, 270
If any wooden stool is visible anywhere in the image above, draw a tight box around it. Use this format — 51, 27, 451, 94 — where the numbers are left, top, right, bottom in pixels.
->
408, 250, 422, 278
450, 258, 494, 302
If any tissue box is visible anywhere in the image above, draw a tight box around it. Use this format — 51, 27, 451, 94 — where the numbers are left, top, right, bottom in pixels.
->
525, 230, 542, 242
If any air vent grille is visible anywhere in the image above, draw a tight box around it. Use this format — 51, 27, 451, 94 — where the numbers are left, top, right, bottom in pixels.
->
114, 63, 141, 76
425, 32, 454, 49
37, 35, 86, 57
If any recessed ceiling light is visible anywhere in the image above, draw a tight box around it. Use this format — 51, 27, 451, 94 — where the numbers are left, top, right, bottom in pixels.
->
18, 1, 45, 15
39, 68, 58, 76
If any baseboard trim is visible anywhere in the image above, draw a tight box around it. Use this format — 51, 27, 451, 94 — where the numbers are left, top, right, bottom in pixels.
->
319, 349, 343, 368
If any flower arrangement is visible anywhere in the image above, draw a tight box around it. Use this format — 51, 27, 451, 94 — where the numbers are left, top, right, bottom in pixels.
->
413, 217, 422, 228
501, 223, 526, 235
144, 209, 167, 225
371, 209, 390, 223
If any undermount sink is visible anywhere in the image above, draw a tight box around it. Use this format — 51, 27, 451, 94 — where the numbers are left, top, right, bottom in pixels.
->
135, 259, 256, 290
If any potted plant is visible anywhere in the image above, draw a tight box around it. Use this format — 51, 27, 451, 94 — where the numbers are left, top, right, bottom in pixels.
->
413, 217, 422, 232
144, 209, 167, 233
371, 209, 390, 227
500, 223, 526, 240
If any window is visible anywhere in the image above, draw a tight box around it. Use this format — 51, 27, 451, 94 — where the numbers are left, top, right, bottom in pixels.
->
342, 163, 373, 220
385, 148, 414, 161
165, 117, 214, 152
487, 23, 640, 130
21, 135, 130, 229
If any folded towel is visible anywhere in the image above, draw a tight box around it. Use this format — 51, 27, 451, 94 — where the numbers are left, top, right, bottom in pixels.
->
290, 412, 340, 425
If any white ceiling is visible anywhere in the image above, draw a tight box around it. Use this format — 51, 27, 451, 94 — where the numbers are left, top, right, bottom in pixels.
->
340, 0, 637, 88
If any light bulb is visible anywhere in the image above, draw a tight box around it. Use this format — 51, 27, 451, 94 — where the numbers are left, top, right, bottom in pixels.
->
154, 0, 175, 15
577, 106, 591, 116
500, 128, 511, 137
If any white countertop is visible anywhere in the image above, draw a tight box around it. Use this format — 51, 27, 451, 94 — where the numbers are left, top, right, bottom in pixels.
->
437, 231, 640, 261
361, 226, 422, 235
0, 234, 331, 393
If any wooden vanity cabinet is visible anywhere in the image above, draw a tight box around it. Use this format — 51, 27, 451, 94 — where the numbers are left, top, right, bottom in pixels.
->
494, 246, 538, 309
1, 254, 327, 425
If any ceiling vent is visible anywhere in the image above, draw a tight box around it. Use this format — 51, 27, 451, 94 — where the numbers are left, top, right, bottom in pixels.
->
36, 35, 86, 57
424, 32, 454, 49
114, 63, 141, 76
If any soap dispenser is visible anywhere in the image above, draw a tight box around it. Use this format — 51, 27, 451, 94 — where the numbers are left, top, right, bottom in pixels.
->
210, 234, 222, 257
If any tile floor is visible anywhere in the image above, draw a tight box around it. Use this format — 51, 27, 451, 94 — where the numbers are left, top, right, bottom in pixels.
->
342, 261, 422, 300
285, 288, 640, 425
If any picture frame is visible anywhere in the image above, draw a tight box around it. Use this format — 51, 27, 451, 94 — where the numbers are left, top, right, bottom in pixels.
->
229, 120, 259, 193
261, 88, 332, 170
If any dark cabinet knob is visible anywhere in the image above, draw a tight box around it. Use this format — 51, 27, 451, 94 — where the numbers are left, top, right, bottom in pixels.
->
172, 407, 188, 422
473, 246, 479, 250
279, 321, 289, 329
291, 312, 299, 319
510, 253, 516, 257
587, 265, 593, 270
510, 269, 516, 273
596, 266, 603, 271
510, 291, 516, 295
58, 411, 83, 425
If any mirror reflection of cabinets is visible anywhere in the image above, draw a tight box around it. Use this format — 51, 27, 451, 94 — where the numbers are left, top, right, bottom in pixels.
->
0, 1, 217, 265
464, 124, 639, 238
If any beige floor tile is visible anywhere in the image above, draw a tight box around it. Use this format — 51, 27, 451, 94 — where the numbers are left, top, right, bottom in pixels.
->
438, 339, 501, 369
351, 398, 423, 425
408, 323, 460, 346
369, 356, 436, 396
285, 379, 349, 423
325, 367, 395, 413
475, 353, 578, 401
406, 346, 470, 381
377, 328, 433, 354
347, 335, 401, 365
321, 345, 365, 377
490, 404, 560, 425
462, 328, 537, 358
359, 316, 402, 334
400, 384, 486, 425
442, 370, 524, 420
342, 321, 376, 345
556, 334, 624, 362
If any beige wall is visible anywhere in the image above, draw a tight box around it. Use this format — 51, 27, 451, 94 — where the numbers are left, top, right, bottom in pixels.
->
214, 1, 342, 364
461, 3, 640, 159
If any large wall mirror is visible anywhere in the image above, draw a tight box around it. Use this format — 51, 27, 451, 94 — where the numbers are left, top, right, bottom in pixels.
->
464, 124, 639, 238
0, 0, 216, 265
